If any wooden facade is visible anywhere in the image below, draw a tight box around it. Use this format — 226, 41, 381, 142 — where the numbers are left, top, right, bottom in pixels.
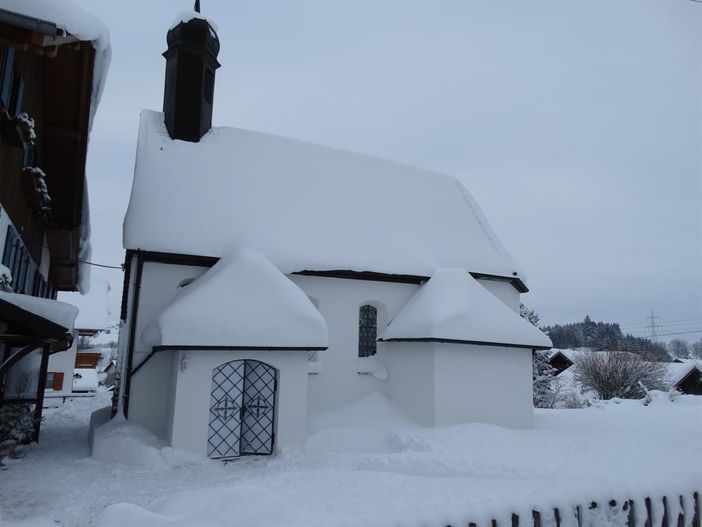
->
0, 19, 95, 293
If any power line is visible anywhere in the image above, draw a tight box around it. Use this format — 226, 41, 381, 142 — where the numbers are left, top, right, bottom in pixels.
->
78, 260, 122, 270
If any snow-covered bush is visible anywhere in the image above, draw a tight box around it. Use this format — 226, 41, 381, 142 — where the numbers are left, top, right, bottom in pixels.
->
532, 350, 556, 407
573, 351, 667, 400
0, 263, 13, 292
0, 402, 35, 443
22, 166, 52, 217
14, 112, 36, 145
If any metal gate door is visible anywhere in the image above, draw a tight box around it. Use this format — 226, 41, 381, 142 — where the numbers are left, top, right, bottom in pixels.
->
207, 360, 277, 459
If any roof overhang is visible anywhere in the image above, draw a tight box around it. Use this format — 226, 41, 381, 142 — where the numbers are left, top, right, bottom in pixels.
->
379, 337, 551, 351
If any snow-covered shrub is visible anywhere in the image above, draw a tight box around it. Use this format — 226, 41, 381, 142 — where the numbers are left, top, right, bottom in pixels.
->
14, 112, 36, 145
0, 402, 35, 443
0, 263, 13, 292
532, 350, 556, 407
22, 167, 52, 217
573, 351, 667, 400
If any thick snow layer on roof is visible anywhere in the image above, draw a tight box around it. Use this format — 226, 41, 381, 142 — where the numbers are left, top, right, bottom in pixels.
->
124, 110, 525, 283
58, 279, 110, 331
0, 291, 78, 330
142, 249, 328, 349
381, 268, 551, 349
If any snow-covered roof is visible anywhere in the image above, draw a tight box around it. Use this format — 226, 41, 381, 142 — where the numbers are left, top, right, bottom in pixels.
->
666, 362, 702, 388
380, 268, 552, 349
124, 110, 526, 285
0, 291, 78, 331
142, 249, 328, 349
58, 279, 110, 331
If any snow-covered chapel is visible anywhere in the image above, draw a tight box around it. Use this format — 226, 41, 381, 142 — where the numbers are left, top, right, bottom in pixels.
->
116, 8, 551, 459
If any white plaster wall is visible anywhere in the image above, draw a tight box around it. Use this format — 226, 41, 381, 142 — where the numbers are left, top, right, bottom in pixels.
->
288, 275, 419, 414
170, 350, 309, 455
383, 342, 436, 426
433, 343, 533, 428
127, 260, 209, 438
46, 338, 77, 395
478, 279, 520, 313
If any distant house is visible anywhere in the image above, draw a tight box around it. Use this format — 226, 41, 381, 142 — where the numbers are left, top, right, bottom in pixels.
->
114, 9, 551, 460
41, 279, 110, 397
548, 350, 575, 375
667, 361, 702, 396
0, 2, 109, 441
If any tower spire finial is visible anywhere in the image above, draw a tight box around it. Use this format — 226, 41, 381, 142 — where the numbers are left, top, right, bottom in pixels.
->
194, 0, 201, 13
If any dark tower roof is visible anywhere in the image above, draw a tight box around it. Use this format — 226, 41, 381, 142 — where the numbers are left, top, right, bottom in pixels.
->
162, 11, 220, 142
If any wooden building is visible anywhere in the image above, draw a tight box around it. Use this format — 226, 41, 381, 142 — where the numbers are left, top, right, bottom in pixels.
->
0, 3, 109, 442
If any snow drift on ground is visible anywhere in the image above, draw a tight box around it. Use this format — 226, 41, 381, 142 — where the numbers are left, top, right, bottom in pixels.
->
1, 391, 700, 527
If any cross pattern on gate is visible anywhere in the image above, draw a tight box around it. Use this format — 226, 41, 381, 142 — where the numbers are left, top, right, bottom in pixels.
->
214, 396, 240, 420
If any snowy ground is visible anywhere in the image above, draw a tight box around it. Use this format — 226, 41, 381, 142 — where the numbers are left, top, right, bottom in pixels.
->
1, 391, 700, 527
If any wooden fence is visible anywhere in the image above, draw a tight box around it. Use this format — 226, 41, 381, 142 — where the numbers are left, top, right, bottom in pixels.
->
453, 491, 700, 527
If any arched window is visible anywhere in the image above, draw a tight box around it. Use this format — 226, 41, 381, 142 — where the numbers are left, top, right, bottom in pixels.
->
358, 305, 377, 357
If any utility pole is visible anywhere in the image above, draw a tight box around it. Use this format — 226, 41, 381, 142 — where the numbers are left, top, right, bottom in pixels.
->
645, 309, 661, 342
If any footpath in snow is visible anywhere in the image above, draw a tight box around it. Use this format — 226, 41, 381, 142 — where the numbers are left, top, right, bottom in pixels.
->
1, 391, 701, 527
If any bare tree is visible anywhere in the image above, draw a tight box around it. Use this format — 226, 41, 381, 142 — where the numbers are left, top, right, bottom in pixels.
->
573, 351, 667, 400
667, 339, 690, 359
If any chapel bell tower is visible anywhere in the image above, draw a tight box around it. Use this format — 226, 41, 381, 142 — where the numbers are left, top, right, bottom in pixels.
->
162, 1, 220, 142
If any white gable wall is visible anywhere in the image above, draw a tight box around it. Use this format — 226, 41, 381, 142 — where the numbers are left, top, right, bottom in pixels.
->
121, 253, 526, 444
289, 274, 419, 414
478, 279, 520, 313
127, 259, 209, 438
433, 343, 533, 428
170, 350, 309, 455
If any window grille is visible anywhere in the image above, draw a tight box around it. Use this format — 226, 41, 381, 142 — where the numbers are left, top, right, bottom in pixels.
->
358, 305, 378, 357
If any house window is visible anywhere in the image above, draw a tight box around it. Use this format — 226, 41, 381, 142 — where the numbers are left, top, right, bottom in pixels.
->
10, 75, 23, 115
358, 305, 377, 357
0, 47, 15, 108
45, 372, 64, 391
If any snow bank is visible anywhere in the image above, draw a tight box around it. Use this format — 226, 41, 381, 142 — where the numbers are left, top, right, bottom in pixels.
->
124, 110, 525, 284
0, 291, 77, 330
92, 415, 203, 468
381, 268, 551, 348
142, 249, 328, 349
304, 392, 417, 454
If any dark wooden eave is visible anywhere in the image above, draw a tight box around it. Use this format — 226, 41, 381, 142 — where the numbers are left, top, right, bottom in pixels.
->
125, 249, 529, 293
43, 40, 95, 291
379, 336, 551, 351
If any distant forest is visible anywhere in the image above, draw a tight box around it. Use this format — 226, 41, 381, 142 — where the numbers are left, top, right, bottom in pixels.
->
542, 316, 670, 361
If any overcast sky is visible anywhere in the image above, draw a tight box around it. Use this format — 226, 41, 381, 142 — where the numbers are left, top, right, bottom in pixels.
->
72, 0, 701, 341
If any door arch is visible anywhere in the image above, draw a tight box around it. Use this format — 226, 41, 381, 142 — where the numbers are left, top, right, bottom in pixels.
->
207, 359, 277, 459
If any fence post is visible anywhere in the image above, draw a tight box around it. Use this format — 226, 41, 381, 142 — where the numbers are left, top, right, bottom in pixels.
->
512, 512, 519, 526
694, 492, 701, 527
645, 497, 653, 527
575, 505, 583, 527
532, 510, 541, 527
662, 496, 670, 527
625, 499, 635, 527
553, 507, 561, 527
